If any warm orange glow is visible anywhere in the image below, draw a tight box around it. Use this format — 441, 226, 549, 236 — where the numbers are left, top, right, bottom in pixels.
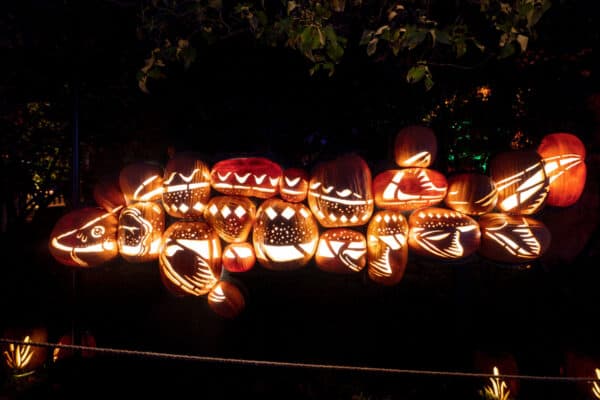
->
210, 157, 282, 199
393, 125, 438, 168
207, 280, 246, 319
592, 368, 600, 399
3, 336, 33, 371
373, 168, 448, 211
476, 85, 492, 101
203, 195, 256, 243
444, 172, 498, 215
483, 367, 510, 400
117, 202, 165, 263
315, 228, 367, 273
162, 153, 212, 218
367, 210, 409, 285
280, 167, 309, 203
119, 161, 165, 204
222, 242, 256, 273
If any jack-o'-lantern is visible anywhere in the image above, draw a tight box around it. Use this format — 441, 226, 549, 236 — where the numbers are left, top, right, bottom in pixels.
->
367, 210, 409, 285
207, 280, 246, 319
253, 198, 319, 270
53, 331, 96, 363
444, 172, 498, 216
92, 172, 127, 213
473, 351, 519, 400
159, 221, 222, 296
49, 206, 121, 268
210, 157, 282, 199
394, 125, 438, 168
162, 152, 212, 218
203, 196, 256, 243
315, 228, 367, 274
2, 326, 48, 376
408, 207, 481, 260
280, 167, 309, 203
308, 154, 374, 227
562, 350, 600, 400
119, 161, 164, 204
537, 132, 587, 207
478, 213, 551, 263
222, 242, 256, 273
117, 201, 165, 263
490, 150, 549, 215
373, 168, 448, 211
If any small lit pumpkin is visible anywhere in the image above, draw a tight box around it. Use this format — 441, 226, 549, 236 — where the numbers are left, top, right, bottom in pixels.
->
279, 167, 309, 203
489, 150, 549, 215
366, 210, 409, 285
478, 213, 551, 263
207, 280, 246, 319
222, 242, 256, 273
561, 350, 600, 400
159, 221, 222, 296
444, 172, 498, 215
119, 161, 164, 204
210, 157, 282, 199
117, 201, 165, 263
53, 331, 97, 363
2, 326, 48, 375
314, 228, 367, 274
203, 195, 256, 243
408, 207, 481, 260
49, 207, 121, 268
373, 168, 448, 211
92, 172, 127, 213
537, 132, 587, 207
393, 125, 438, 168
473, 351, 519, 399
162, 152, 212, 218
308, 154, 374, 227
253, 198, 319, 271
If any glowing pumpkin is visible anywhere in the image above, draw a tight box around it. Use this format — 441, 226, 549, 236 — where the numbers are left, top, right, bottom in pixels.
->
408, 207, 481, 260
367, 210, 409, 285
473, 351, 519, 399
53, 331, 97, 362
2, 326, 48, 375
92, 172, 127, 213
49, 207, 121, 268
478, 213, 551, 263
207, 280, 246, 319
444, 172, 498, 215
253, 198, 319, 270
314, 228, 367, 274
308, 154, 374, 227
203, 195, 256, 243
279, 167, 309, 203
490, 150, 549, 215
117, 201, 165, 263
162, 152, 212, 218
159, 221, 221, 296
210, 157, 282, 199
119, 161, 164, 204
537, 132, 586, 207
373, 168, 448, 211
393, 125, 438, 167
222, 242, 256, 273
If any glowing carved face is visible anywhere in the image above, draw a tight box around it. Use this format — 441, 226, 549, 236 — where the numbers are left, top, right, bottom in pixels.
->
159, 221, 221, 296
119, 161, 164, 204
367, 210, 409, 285
203, 196, 256, 243
444, 172, 498, 216
280, 167, 309, 203
117, 202, 164, 263
315, 228, 367, 274
393, 125, 438, 168
162, 154, 212, 218
210, 157, 282, 199
373, 168, 448, 211
49, 207, 121, 268
408, 207, 481, 260
253, 198, 319, 270
308, 154, 374, 228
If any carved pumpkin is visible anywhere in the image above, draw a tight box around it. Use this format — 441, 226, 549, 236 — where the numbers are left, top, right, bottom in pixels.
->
92, 172, 127, 213
162, 152, 212, 218
119, 161, 164, 204
207, 280, 246, 319
489, 150, 549, 215
367, 210, 409, 285
393, 125, 438, 168
444, 172, 498, 216
314, 228, 367, 274
222, 242, 256, 273
308, 154, 374, 227
473, 351, 519, 399
373, 168, 448, 211
49, 206, 121, 268
210, 157, 282, 199
279, 167, 309, 203
2, 326, 48, 375
203, 195, 256, 243
53, 331, 97, 362
561, 350, 600, 400
408, 207, 481, 260
537, 132, 587, 207
158, 221, 222, 296
253, 198, 319, 270
117, 201, 165, 263
478, 213, 551, 263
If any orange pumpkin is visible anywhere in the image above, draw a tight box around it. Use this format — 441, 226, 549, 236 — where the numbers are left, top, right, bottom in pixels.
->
210, 157, 282, 199
53, 331, 97, 363
444, 172, 498, 215
222, 242, 256, 273
207, 280, 246, 319
393, 125, 438, 168
367, 210, 409, 285
162, 152, 212, 218
92, 172, 127, 213
117, 201, 165, 263
373, 168, 448, 211
2, 326, 48, 375
314, 228, 367, 274
473, 351, 519, 399
119, 161, 164, 204
203, 195, 256, 243
279, 167, 309, 203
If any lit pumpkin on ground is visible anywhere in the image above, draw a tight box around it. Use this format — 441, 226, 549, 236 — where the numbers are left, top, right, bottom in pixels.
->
308, 154, 374, 227
478, 213, 551, 263
162, 152, 212, 218
408, 207, 481, 260
279, 167, 309, 203
159, 221, 222, 296
537, 132, 587, 207
117, 201, 165, 263
53, 331, 97, 363
207, 280, 246, 319
373, 168, 448, 211
49, 206, 121, 268
253, 198, 319, 270
367, 210, 409, 285
489, 150, 549, 215
473, 351, 519, 400
92, 172, 127, 213
2, 326, 48, 376
210, 157, 282, 199
393, 125, 438, 168
444, 172, 498, 216
119, 161, 164, 204
315, 228, 367, 274
222, 242, 256, 273
203, 195, 256, 243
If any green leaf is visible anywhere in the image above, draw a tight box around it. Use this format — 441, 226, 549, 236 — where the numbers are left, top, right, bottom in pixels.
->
327, 42, 344, 61
498, 42, 516, 59
435, 29, 451, 45
359, 29, 374, 46
406, 64, 426, 83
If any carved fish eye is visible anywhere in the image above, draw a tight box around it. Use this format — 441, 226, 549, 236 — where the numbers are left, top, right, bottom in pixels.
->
90, 225, 106, 238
